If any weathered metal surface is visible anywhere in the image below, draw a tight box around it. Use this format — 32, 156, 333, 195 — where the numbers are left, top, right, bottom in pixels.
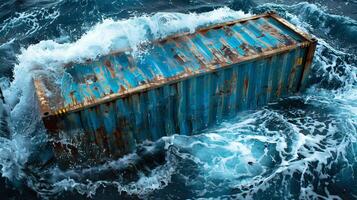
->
33, 12, 317, 165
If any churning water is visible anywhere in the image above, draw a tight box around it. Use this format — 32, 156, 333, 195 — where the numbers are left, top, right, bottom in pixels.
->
0, 0, 356, 199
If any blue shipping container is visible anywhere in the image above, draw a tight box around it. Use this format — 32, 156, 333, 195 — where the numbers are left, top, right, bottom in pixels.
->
33, 12, 317, 166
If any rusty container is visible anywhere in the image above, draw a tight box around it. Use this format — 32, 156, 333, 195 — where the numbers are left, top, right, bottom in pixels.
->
33, 12, 317, 165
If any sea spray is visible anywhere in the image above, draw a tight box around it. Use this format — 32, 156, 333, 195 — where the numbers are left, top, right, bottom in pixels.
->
0, 7, 252, 196
0, 2, 355, 199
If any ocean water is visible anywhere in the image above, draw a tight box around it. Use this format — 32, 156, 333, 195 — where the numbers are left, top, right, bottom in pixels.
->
0, 0, 356, 199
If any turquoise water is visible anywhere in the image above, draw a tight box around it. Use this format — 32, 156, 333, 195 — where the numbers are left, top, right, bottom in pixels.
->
0, 0, 356, 199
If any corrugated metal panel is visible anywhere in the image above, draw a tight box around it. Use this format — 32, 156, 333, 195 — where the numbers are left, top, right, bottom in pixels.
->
33, 12, 317, 165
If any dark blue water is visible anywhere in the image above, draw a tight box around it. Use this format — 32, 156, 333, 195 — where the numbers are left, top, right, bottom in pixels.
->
0, 0, 356, 199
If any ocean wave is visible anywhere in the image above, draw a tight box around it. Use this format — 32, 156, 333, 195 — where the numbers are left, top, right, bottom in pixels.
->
0, 7, 251, 197
0, 2, 356, 199
0, 8, 60, 42
255, 2, 357, 51
255, 2, 357, 90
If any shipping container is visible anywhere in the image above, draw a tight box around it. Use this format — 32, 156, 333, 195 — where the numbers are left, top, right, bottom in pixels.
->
33, 12, 317, 166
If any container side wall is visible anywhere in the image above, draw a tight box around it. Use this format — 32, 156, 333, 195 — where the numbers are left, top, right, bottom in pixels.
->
50, 46, 310, 165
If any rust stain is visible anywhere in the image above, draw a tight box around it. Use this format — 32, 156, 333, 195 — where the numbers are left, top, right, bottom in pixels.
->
113, 129, 125, 152
240, 42, 254, 56
221, 43, 239, 62
199, 29, 209, 35
84, 74, 98, 85
222, 75, 236, 95
260, 23, 295, 46
153, 74, 165, 82
105, 60, 116, 79
97, 127, 110, 156
223, 26, 234, 37
213, 25, 223, 30
34, 79, 52, 116
193, 53, 207, 70
185, 40, 208, 70
173, 53, 186, 64
183, 67, 193, 74
69, 91, 77, 105
211, 48, 226, 65
240, 24, 271, 51
90, 126, 110, 156
244, 78, 249, 96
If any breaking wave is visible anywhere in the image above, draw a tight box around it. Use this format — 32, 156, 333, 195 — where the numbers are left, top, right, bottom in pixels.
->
0, 1, 355, 199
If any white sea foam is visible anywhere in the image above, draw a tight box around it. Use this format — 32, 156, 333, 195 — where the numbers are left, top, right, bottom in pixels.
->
4, 6, 250, 118
0, 2, 356, 199
0, 7, 251, 196
0, 8, 60, 41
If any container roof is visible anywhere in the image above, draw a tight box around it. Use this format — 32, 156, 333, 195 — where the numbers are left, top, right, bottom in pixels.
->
34, 12, 314, 117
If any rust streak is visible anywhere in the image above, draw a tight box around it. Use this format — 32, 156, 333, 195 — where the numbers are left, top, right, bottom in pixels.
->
244, 78, 249, 96
260, 21, 295, 46
220, 38, 239, 63
105, 60, 116, 79
49, 35, 309, 115
173, 53, 186, 64
119, 85, 127, 93
113, 129, 124, 152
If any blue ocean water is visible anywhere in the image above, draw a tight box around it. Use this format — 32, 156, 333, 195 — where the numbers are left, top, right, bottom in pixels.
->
0, 0, 356, 199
